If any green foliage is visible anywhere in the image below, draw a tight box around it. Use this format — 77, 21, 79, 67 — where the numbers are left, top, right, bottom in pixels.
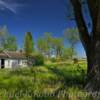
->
0, 26, 18, 51
0, 48, 3, 53
64, 28, 79, 46
62, 47, 76, 59
37, 37, 49, 54
3, 35, 17, 51
50, 37, 63, 57
0, 26, 8, 36
44, 32, 52, 44
37, 32, 64, 58
0, 26, 9, 49
64, 28, 79, 58
0, 61, 88, 99
37, 32, 52, 58
33, 53, 44, 66
24, 32, 34, 57
50, 58, 57, 63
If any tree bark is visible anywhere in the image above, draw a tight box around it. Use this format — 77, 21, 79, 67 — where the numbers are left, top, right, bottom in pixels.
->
70, 0, 100, 91
85, 39, 100, 91
71, 0, 92, 73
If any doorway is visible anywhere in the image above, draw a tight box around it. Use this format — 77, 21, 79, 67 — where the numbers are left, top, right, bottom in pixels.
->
1, 59, 5, 69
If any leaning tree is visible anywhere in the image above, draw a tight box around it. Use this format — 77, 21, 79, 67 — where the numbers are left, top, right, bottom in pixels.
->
70, 0, 100, 91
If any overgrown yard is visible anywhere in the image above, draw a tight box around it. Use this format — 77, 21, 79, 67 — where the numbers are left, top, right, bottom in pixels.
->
0, 61, 93, 100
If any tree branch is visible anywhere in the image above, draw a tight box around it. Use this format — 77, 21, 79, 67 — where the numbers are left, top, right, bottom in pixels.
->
95, 0, 100, 37
70, 0, 91, 52
87, 0, 100, 36
87, 0, 96, 21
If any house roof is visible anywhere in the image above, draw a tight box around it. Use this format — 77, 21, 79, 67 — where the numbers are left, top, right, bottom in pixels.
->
0, 51, 27, 59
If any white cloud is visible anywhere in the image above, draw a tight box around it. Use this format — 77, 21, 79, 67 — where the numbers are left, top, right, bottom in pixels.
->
0, 0, 22, 14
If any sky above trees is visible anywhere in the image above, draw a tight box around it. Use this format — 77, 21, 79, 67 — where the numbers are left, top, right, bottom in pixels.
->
0, 0, 86, 57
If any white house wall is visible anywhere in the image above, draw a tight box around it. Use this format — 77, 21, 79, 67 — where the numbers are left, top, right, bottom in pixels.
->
0, 59, 27, 68
5, 60, 11, 68
0, 60, 1, 68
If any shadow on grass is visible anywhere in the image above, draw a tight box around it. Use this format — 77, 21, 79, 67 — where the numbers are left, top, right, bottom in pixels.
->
6, 64, 87, 99
45, 64, 86, 95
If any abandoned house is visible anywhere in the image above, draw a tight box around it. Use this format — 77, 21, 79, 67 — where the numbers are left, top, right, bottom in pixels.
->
0, 51, 28, 69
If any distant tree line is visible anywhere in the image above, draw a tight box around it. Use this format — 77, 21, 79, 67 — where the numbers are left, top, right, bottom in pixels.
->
0, 26, 17, 51
0, 26, 80, 62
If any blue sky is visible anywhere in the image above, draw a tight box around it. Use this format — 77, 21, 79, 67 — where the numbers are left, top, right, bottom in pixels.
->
0, 0, 86, 57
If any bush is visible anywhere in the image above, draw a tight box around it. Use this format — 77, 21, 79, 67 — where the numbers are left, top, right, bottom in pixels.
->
50, 58, 57, 63
73, 58, 78, 64
33, 54, 44, 66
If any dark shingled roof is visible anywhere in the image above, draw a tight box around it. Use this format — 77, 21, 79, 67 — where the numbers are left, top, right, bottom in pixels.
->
0, 51, 27, 59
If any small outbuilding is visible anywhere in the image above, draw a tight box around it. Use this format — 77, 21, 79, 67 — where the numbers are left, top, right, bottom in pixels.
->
0, 51, 28, 69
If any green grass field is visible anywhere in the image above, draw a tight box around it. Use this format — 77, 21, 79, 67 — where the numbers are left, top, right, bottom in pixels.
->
0, 61, 94, 100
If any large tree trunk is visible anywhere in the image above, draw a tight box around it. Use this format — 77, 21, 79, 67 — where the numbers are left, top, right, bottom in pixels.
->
85, 1, 100, 91
86, 49, 93, 73
70, 0, 100, 91
83, 15, 100, 91
85, 39, 100, 91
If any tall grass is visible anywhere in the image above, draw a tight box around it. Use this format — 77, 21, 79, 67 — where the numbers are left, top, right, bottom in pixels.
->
0, 61, 93, 100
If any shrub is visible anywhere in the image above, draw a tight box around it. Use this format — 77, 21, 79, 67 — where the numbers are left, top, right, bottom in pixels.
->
50, 58, 57, 63
73, 58, 78, 64
33, 54, 44, 66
